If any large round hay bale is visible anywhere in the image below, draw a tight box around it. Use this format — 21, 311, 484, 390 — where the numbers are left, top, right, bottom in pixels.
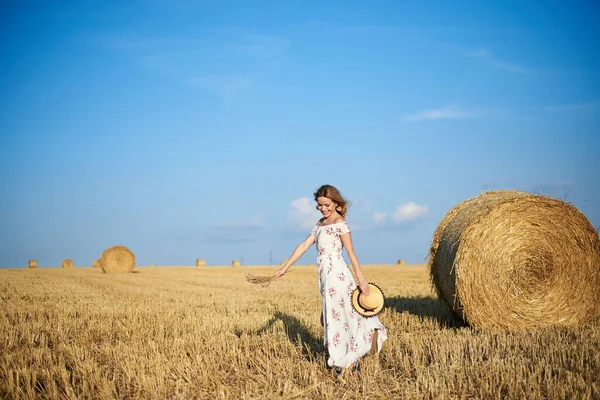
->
99, 245, 135, 273
62, 259, 74, 269
428, 190, 600, 330
92, 259, 101, 268
28, 260, 38, 269
196, 258, 206, 267
232, 260, 240, 268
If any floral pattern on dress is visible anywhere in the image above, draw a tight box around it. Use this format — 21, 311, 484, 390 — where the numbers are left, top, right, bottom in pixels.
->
332, 331, 341, 346
331, 307, 341, 321
311, 220, 388, 368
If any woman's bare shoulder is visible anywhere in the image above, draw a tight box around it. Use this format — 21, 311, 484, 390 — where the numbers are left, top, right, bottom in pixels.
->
319, 217, 346, 226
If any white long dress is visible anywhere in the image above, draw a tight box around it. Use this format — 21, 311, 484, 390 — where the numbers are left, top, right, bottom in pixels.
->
311, 220, 388, 368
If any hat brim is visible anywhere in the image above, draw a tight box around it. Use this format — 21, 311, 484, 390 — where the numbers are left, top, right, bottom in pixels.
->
351, 283, 384, 317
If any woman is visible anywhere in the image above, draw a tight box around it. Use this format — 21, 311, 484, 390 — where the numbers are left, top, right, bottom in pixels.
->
275, 184, 387, 373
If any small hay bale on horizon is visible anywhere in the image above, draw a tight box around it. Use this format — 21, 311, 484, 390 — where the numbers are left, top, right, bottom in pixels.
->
232, 260, 241, 268
28, 260, 38, 269
92, 259, 101, 268
196, 258, 206, 267
150, 263, 157, 268
62, 259, 74, 269
397, 259, 406, 265
428, 190, 600, 330
100, 245, 135, 273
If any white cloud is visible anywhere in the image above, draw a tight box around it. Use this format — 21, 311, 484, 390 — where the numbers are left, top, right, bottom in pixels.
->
373, 212, 387, 223
287, 197, 321, 230
391, 202, 429, 223
468, 48, 534, 74
401, 106, 477, 122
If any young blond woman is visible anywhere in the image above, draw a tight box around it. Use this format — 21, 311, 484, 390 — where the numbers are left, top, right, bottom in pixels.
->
275, 184, 387, 374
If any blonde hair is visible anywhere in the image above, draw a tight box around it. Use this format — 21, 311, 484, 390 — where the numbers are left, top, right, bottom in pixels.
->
314, 184, 351, 217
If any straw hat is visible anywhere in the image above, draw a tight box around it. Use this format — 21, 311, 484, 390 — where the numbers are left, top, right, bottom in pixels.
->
351, 283, 385, 317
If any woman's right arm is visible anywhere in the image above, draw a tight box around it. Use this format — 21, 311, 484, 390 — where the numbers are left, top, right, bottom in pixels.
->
274, 234, 316, 278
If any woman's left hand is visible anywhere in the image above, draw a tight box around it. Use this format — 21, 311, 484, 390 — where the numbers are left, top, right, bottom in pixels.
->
358, 280, 370, 296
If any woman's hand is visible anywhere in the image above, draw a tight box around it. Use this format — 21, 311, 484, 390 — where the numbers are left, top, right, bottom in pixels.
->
275, 266, 289, 279
358, 279, 370, 296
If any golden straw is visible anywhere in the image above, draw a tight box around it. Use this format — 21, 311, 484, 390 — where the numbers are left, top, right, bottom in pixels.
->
245, 272, 287, 287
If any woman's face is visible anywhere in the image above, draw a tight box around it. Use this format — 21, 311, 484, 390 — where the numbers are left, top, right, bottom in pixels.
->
316, 196, 337, 219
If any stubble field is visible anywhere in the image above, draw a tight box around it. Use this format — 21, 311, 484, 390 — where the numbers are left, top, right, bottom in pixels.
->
1, 265, 599, 399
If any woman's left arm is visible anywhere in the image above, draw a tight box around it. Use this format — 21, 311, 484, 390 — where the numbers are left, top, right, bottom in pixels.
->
340, 233, 370, 295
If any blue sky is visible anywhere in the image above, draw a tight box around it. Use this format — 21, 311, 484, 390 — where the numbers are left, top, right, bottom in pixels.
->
1, 0, 599, 268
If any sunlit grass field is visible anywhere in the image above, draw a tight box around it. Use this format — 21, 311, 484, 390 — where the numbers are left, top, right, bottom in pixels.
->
1, 265, 598, 399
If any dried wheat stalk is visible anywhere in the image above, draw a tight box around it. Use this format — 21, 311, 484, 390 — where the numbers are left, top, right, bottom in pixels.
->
245, 272, 285, 288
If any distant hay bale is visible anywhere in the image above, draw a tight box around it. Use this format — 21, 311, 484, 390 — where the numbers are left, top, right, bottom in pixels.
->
92, 259, 101, 268
28, 260, 38, 269
99, 245, 135, 273
232, 260, 240, 268
62, 259, 74, 269
428, 190, 600, 330
150, 263, 157, 268
397, 259, 406, 265
196, 258, 206, 267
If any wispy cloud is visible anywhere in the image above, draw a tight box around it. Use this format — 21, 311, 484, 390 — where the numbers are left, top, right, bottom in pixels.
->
401, 106, 478, 122
544, 101, 600, 112
287, 197, 321, 230
101, 32, 290, 98
468, 48, 535, 74
204, 216, 266, 244
156, 215, 266, 246
214, 216, 266, 229
229, 34, 290, 60
188, 74, 255, 98
99, 35, 180, 51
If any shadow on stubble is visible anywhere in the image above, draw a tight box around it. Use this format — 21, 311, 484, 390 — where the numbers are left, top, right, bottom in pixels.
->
386, 296, 467, 329
254, 311, 326, 364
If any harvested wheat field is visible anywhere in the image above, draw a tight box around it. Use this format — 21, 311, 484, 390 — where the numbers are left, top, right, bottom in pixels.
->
1, 265, 598, 399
